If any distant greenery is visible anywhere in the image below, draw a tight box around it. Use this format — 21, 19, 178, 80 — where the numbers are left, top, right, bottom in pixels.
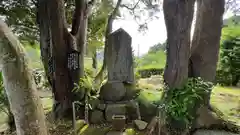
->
24, 45, 43, 69
223, 15, 240, 27
136, 42, 166, 78
148, 41, 167, 53
137, 49, 166, 70
216, 26, 240, 86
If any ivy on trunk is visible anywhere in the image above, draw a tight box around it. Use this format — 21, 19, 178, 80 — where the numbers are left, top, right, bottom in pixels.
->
162, 0, 230, 134
189, 0, 226, 130
162, 0, 196, 134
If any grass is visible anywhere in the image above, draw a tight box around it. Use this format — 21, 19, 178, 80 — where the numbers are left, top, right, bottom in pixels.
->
211, 86, 240, 126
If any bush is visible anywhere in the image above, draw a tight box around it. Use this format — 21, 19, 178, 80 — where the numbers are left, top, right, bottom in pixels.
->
215, 69, 232, 86
137, 68, 164, 78
134, 71, 141, 82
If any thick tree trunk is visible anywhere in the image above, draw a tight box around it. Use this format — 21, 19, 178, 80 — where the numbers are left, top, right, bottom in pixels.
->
46, 0, 89, 119
163, 0, 195, 89
0, 20, 48, 135
162, 0, 195, 134
37, 0, 53, 87
48, 0, 75, 119
77, 8, 88, 79
189, 0, 225, 129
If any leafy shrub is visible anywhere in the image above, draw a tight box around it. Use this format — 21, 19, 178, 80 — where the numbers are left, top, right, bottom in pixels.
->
215, 69, 232, 86
164, 78, 213, 128
134, 71, 141, 82
138, 68, 164, 78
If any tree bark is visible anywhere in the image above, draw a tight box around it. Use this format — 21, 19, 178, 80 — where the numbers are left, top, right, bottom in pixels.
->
162, 0, 195, 134
163, 0, 195, 89
189, 0, 225, 81
41, 0, 92, 119
189, 0, 225, 129
0, 20, 48, 135
37, 0, 53, 88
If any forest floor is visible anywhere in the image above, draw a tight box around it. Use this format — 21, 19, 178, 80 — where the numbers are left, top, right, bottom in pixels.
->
0, 76, 239, 135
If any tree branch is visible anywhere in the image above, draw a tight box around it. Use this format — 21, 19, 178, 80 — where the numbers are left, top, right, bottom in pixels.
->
30, 0, 38, 7
71, 0, 85, 36
120, 0, 141, 11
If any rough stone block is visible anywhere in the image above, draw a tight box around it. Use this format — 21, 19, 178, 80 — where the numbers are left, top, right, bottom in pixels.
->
105, 104, 126, 122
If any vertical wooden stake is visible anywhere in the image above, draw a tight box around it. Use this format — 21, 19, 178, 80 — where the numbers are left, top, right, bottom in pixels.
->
72, 102, 77, 135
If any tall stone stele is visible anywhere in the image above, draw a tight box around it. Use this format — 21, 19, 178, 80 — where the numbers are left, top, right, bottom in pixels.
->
100, 28, 135, 102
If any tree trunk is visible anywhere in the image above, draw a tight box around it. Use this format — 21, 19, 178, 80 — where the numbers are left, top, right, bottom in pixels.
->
77, 6, 88, 79
162, 0, 195, 134
189, 0, 225, 129
48, 0, 74, 119
37, 0, 53, 88
45, 0, 89, 119
0, 20, 48, 135
163, 0, 195, 89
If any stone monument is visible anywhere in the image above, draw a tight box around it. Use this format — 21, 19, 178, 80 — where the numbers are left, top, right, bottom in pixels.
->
100, 28, 134, 102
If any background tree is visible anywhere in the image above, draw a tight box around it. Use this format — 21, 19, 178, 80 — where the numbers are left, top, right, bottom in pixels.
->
148, 41, 167, 53
87, 0, 114, 70
217, 26, 240, 86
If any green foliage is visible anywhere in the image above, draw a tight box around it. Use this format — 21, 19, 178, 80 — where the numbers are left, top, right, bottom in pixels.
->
0, 0, 38, 43
86, 0, 114, 57
217, 26, 240, 86
134, 71, 141, 82
148, 41, 167, 53
138, 49, 166, 70
72, 74, 105, 110
137, 68, 164, 78
164, 78, 213, 127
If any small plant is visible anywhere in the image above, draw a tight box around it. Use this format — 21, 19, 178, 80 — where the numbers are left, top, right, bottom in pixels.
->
72, 74, 103, 108
164, 77, 213, 128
